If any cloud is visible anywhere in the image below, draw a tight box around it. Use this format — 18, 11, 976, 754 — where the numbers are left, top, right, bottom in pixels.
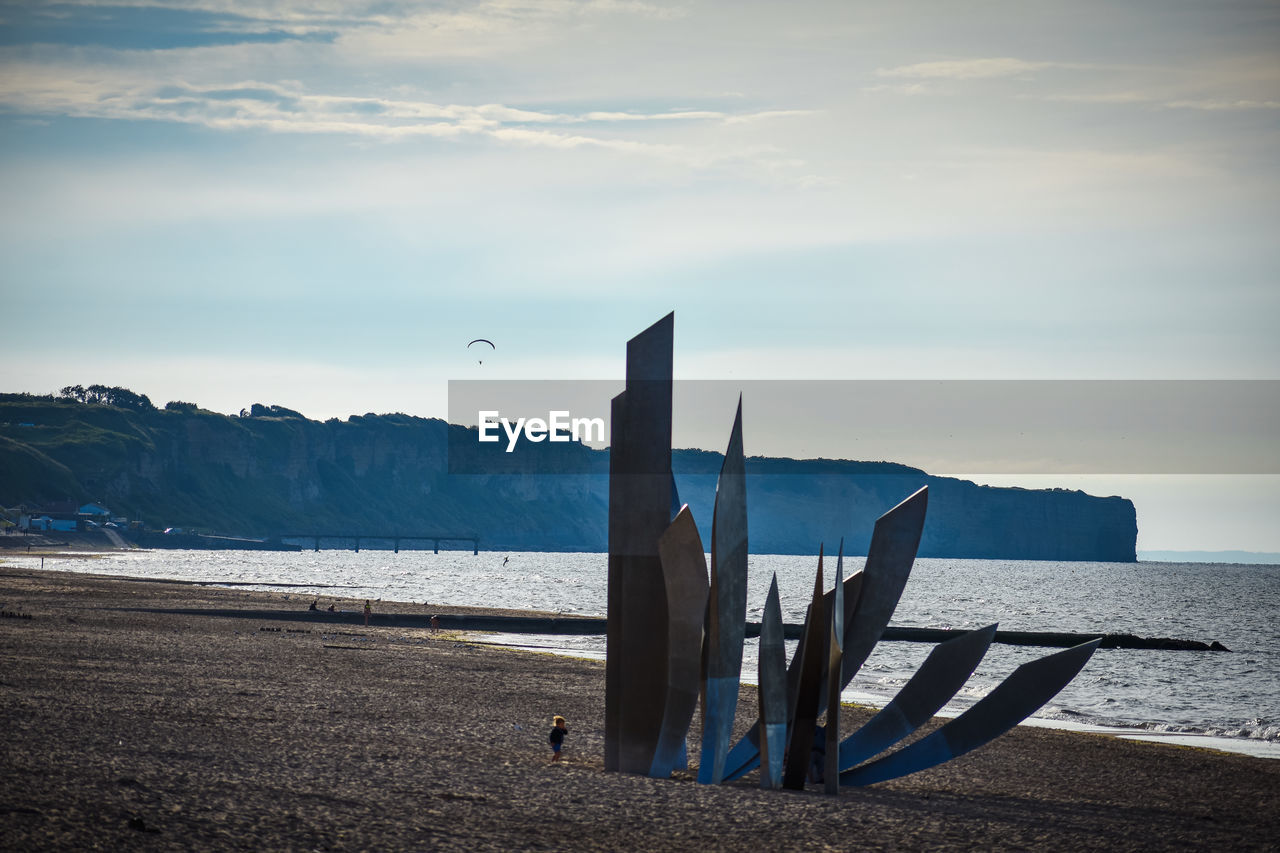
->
0, 1, 369, 48
0, 69, 795, 151
876, 57, 1063, 80
1163, 98, 1280, 111
1, 0, 686, 56
722, 109, 815, 125
0, 55, 823, 188
860, 82, 931, 96
1036, 92, 1280, 111
874, 52, 1280, 119
1030, 91, 1150, 105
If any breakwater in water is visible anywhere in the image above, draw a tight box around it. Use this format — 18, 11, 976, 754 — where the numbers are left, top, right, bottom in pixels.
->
132, 606, 1228, 651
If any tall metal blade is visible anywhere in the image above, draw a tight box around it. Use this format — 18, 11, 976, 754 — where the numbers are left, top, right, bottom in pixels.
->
757, 574, 786, 790
840, 638, 1101, 786
838, 624, 998, 772
698, 397, 748, 784
604, 390, 626, 772
650, 506, 710, 778
824, 541, 844, 794
837, 486, 928, 697
606, 313, 674, 775
783, 549, 826, 790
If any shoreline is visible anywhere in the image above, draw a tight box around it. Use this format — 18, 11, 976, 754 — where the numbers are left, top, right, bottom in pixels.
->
476, 633, 1280, 762
4, 554, 1274, 759
2, 566, 1279, 850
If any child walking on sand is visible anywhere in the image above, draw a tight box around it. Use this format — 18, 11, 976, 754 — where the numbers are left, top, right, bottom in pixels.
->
549, 715, 568, 762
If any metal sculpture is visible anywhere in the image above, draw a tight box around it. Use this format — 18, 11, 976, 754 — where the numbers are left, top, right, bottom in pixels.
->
606, 313, 674, 774
824, 543, 845, 794
698, 399, 748, 785
604, 312, 1102, 793
783, 549, 826, 790
757, 575, 787, 790
604, 390, 626, 772
651, 506, 710, 778
840, 639, 1102, 786
721, 568, 864, 783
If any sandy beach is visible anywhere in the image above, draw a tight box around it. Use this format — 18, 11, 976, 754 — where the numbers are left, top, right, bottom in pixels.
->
1, 563, 1277, 851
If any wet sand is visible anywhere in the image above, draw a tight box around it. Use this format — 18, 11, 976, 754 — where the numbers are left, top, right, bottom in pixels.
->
1, 565, 1276, 851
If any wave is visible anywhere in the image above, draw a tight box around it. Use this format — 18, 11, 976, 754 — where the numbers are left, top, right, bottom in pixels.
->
1038, 706, 1280, 743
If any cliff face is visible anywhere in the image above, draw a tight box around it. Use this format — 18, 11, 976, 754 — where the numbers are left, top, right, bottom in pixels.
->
0, 395, 1136, 560
669, 459, 1136, 561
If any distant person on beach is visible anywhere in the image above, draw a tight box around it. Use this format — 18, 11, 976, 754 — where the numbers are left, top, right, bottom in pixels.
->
430, 615, 440, 633
549, 715, 568, 762
309, 599, 318, 611
364, 600, 371, 626
503, 555, 509, 567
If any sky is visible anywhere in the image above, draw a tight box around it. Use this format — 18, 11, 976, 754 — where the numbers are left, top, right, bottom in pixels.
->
1, 1, 1277, 551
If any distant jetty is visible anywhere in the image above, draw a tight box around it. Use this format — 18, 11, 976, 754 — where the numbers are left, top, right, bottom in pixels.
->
137, 607, 1229, 651
132, 532, 300, 552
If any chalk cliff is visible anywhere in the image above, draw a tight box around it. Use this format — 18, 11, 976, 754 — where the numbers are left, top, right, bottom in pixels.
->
0, 395, 1136, 560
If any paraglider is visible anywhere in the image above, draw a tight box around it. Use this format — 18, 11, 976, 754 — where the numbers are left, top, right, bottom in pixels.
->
467, 338, 495, 364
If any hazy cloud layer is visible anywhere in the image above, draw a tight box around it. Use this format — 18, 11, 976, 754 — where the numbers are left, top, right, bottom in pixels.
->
0, 69, 805, 162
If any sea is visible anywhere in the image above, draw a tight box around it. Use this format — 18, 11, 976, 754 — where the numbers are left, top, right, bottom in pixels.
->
8, 549, 1278, 759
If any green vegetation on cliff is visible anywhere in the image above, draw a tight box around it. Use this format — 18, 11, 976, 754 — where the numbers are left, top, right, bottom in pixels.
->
0, 391, 1137, 559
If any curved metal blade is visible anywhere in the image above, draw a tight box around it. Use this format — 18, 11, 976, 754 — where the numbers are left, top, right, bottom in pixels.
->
698, 398, 748, 785
838, 623, 998, 772
838, 486, 928, 696
757, 574, 786, 789
840, 638, 1101, 787
783, 548, 826, 790
650, 506, 710, 778
824, 541, 845, 793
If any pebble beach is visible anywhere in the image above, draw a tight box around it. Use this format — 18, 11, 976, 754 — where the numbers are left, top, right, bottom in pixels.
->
2, 563, 1277, 851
